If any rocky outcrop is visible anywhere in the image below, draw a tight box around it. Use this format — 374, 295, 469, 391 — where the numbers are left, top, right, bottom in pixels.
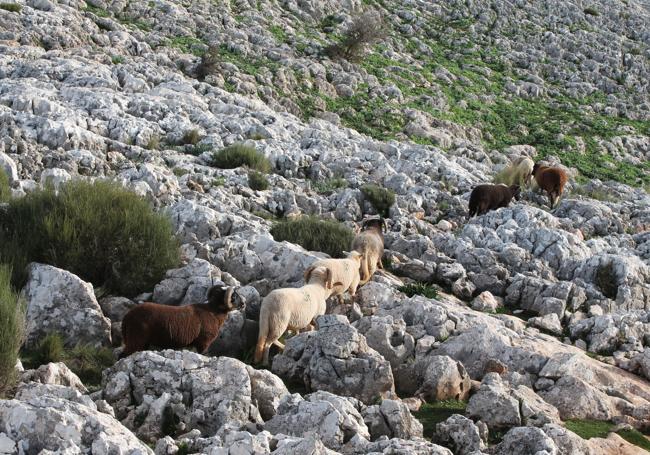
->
0, 383, 151, 454
271, 315, 395, 404
101, 350, 276, 441
22, 263, 111, 348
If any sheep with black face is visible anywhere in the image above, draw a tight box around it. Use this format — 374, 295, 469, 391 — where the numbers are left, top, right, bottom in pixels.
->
119, 285, 236, 358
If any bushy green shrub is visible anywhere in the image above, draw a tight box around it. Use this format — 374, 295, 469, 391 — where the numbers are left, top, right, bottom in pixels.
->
211, 144, 272, 173
248, 170, 269, 191
197, 45, 221, 80
325, 10, 386, 61
0, 180, 179, 296
361, 184, 395, 217
398, 283, 438, 299
413, 400, 467, 440
0, 265, 24, 397
0, 168, 10, 203
584, 7, 600, 16
32, 332, 64, 365
270, 216, 355, 258
182, 129, 201, 145
312, 177, 347, 195
24, 332, 114, 391
0, 3, 22, 12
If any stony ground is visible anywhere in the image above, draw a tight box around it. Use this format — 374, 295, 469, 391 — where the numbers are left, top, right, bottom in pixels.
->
1, 0, 650, 453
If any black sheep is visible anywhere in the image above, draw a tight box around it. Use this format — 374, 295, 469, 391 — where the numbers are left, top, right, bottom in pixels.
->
468, 184, 521, 218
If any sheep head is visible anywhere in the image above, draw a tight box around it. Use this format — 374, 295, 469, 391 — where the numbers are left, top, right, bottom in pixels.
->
509, 184, 521, 201
304, 265, 333, 289
207, 285, 236, 312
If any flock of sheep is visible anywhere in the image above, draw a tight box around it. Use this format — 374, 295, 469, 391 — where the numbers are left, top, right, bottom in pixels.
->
118, 157, 568, 367
469, 157, 569, 217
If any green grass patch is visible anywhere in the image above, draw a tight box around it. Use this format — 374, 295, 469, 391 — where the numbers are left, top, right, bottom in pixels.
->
0, 168, 10, 203
413, 400, 467, 440
617, 429, 650, 451
361, 184, 395, 217
565, 419, 614, 439
270, 216, 355, 258
211, 144, 272, 173
145, 135, 160, 150
0, 3, 21, 12
0, 264, 25, 397
311, 177, 348, 195
182, 129, 201, 145
166, 36, 206, 56
0, 180, 180, 297
21, 332, 114, 392
248, 170, 269, 191
398, 283, 439, 299
111, 55, 125, 65
565, 419, 650, 451
83, 4, 109, 17
269, 25, 287, 43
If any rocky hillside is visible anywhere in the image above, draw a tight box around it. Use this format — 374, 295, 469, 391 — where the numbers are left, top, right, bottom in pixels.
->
1, 0, 650, 453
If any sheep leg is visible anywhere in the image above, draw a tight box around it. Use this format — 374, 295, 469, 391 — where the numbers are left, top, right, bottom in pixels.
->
272, 340, 286, 349
192, 336, 212, 354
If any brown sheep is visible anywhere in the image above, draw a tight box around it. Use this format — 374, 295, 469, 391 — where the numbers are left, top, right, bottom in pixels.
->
119, 286, 236, 359
351, 218, 387, 285
532, 163, 568, 208
468, 184, 521, 218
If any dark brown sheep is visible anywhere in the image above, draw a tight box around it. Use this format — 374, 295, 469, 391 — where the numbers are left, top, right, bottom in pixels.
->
119, 286, 236, 359
468, 184, 521, 218
532, 163, 568, 208
351, 217, 387, 284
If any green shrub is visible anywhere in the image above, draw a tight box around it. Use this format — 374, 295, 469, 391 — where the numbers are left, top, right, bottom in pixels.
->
33, 332, 65, 366
197, 45, 221, 80
65, 343, 114, 388
584, 7, 600, 16
145, 135, 160, 150
0, 168, 10, 203
182, 129, 201, 145
0, 3, 22, 12
0, 265, 24, 397
312, 177, 347, 195
361, 184, 395, 217
325, 10, 386, 61
270, 216, 355, 258
413, 400, 467, 440
0, 180, 179, 296
211, 144, 272, 173
398, 283, 439, 299
111, 55, 124, 65
24, 332, 114, 391
248, 170, 269, 191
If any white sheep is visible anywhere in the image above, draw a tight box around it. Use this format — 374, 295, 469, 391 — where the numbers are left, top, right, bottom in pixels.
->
302, 250, 364, 304
254, 265, 332, 365
496, 156, 535, 188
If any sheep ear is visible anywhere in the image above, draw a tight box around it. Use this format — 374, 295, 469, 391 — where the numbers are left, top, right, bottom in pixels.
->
342, 250, 350, 256
304, 266, 314, 283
